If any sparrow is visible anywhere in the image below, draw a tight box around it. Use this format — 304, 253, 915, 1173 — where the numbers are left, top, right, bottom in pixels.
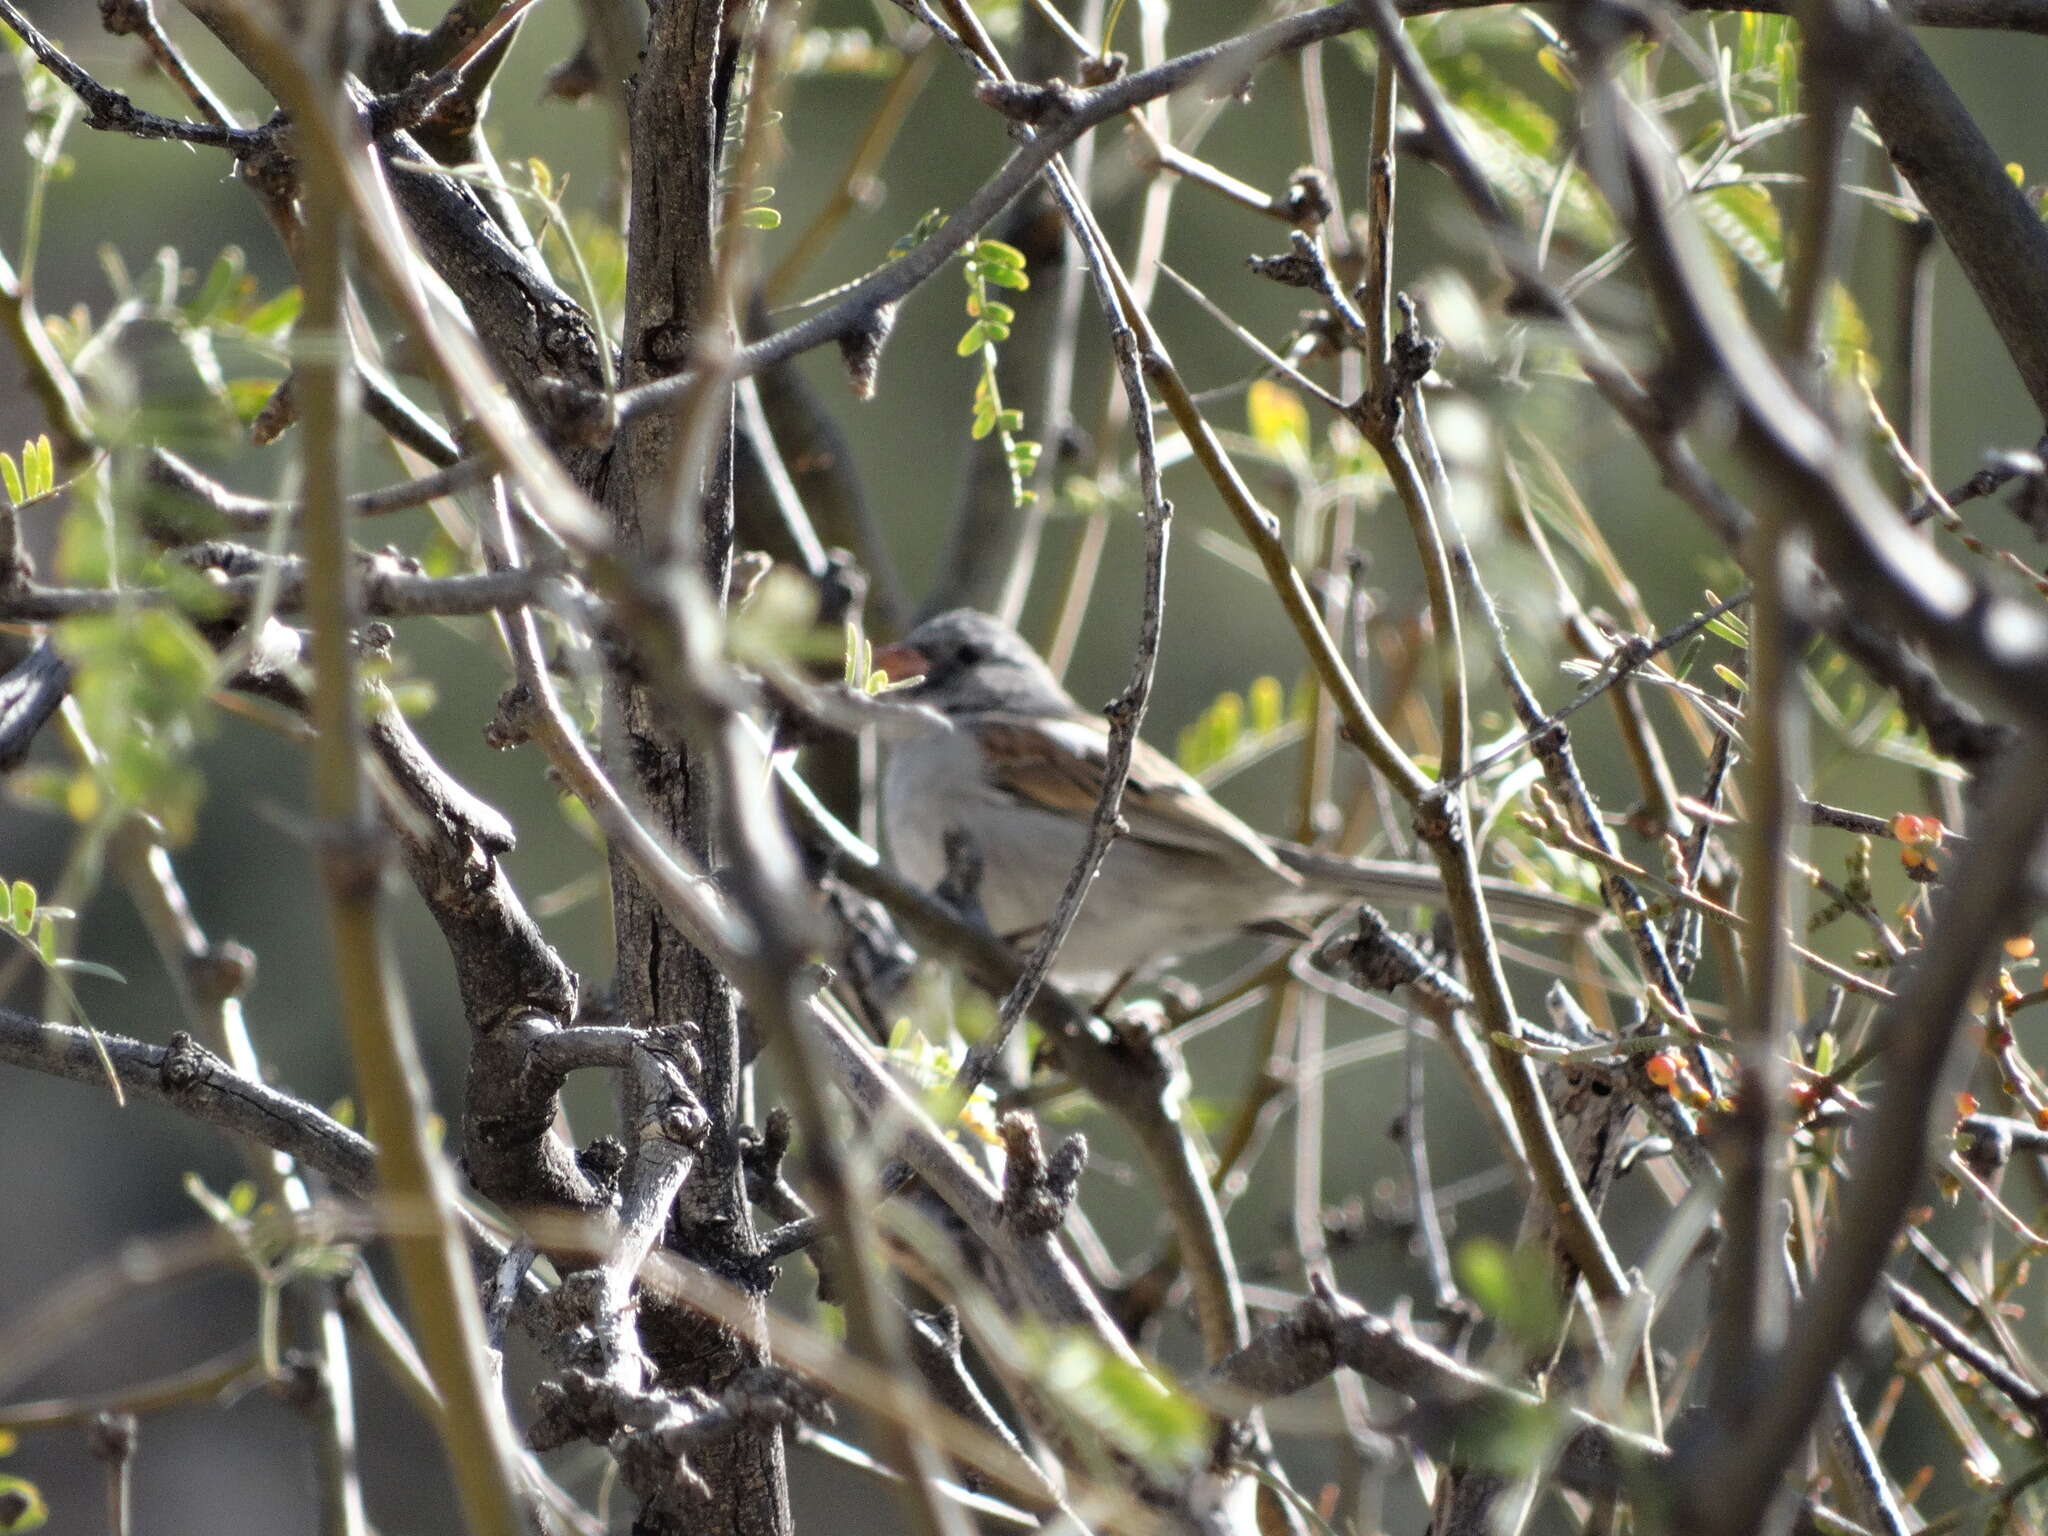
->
873, 609, 1594, 990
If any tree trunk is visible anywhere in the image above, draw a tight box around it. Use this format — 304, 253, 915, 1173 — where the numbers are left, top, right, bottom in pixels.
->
607, 0, 789, 1530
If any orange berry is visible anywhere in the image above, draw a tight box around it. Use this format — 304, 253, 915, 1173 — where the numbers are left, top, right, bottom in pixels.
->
1901, 846, 1925, 869
1644, 1050, 1680, 1088
2008, 936, 2038, 960
1957, 1091, 1980, 1118
1893, 813, 1927, 843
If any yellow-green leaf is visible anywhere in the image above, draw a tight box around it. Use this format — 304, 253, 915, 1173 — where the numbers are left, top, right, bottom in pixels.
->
1249, 675, 1284, 734
1246, 379, 1310, 459
0, 1474, 49, 1531
242, 286, 302, 336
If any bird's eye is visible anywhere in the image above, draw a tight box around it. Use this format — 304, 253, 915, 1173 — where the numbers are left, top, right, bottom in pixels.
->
956, 642, 988, 667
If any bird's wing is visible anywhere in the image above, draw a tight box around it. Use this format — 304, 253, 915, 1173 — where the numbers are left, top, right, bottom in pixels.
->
971, 711, 1296, 876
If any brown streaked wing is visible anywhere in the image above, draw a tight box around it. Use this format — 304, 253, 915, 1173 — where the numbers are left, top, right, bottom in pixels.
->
972, 713, 1297, 877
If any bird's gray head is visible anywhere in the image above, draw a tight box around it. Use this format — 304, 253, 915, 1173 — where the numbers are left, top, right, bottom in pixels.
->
875, 609, 1074, 718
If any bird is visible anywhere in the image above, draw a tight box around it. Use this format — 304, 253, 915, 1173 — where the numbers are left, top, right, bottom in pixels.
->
872, 608, 1594, 990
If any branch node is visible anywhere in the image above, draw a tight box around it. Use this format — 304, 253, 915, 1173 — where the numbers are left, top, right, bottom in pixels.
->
251, 372, 298, 446
85, 1409, 137, 1465
836, 302, 898, 400
1283, 167, 1335, 228
578, 1134, 628, 1194
1077, 52, 1126, 86
158, 1030, 221, 1093
1247, 247, 1323, 292
531, 375, 617, 449
96, 0, 149, 37
1391, 294, 1441, 390
974, 76, 1082, 126
1314, 906, 1476, 1013
188, 940, 257, 1006
485, 681, 535, 750
999, 1111, 1086, 1234
720, 1366, 834, 1431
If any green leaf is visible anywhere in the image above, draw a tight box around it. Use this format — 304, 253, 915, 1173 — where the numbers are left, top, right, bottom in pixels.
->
184, 246, 245, 325
183, 1172, 238, 1226
981, 265, 1030, 290
54, 958, 126, 985
980, 320, 1010, 343
1455, 1238, 1562, 1350
35, 913, 54, 965
0, 453, 20, 506
975, 238, 1026, 268
225, 377, 283, 423
741, 206, 781, 229
1448, 1393, 1558, 1479
1703, 615, 1748, 649
25, 436, 52, 498
1699, 182, 1785, 288
1452, 67, 1556, 157
241, 286, 302, 337
1249, 675, 1284, 734
979, 300, 1015, 325
1028, 1330, 1205, 1474
10, 881, 33, 937
887, 208, 946, 260
1823, 281, 1872, 382
1735, 11, 1790, 74
0, 1474, 49, 1531
151, 246, 180, 309
957, 323, 989, 356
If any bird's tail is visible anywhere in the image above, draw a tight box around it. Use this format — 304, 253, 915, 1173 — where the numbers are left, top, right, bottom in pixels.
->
1267, 841, 1602, 932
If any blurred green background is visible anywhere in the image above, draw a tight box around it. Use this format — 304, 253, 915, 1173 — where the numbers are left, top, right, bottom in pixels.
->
2, 0, 2043, 1528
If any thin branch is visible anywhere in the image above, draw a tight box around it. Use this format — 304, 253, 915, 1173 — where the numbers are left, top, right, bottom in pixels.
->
1886, 1276, 2048, 1440
145, 447, 496, 531
0, 1347, 267, 1431
284, 24, 529, 1529
0, 1010, 376, 1189
1697, 735, 2048, 1533
1198, 1282, 1869, 1536
0, 0, 265, 151
0, 552, 556, 623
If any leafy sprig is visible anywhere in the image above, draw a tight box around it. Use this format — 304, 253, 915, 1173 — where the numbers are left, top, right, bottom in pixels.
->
959, 238, 1041, 506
